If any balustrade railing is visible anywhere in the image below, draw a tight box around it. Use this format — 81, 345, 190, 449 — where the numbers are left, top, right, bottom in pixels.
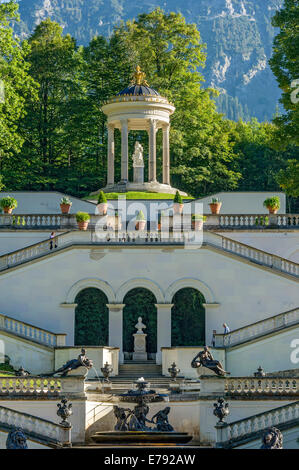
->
219, 214, 299, 228
0, 313, 66, 347
0, 377, 61, 397
216, 401, 299, 447
0, 230, 298, 279
215, 307, 299, 347
0, 405, 68, 446
220, 236, 298, 276
1, 213, 299, 230
225, 377, 299, 396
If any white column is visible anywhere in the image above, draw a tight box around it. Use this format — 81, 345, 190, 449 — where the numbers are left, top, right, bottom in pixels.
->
155, 304, 173, 364
107, 123, 115, 185
107, 304, 125, 364
120, 119, 129, 182
162, 123, 170, 185
148, 119, 157, 182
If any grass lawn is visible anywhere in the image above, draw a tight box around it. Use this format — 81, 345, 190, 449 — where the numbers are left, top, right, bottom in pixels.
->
85, 191, 194, 201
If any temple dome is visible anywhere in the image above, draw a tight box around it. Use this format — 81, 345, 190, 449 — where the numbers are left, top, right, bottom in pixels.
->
117, 84, 160, 97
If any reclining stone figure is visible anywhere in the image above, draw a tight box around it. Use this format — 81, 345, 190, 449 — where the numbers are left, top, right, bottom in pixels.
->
49, 348, 93, 377
191, 346, 229, 377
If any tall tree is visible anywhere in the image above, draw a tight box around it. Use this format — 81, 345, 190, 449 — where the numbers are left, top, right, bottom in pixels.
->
269, 0, 299, 147
232, 118, 298, 191
115, 8, 241, 197
0, 1, 37, 180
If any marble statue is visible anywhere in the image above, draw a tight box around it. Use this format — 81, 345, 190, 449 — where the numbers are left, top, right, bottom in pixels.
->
261, 427, 283, 449
191, 346, 229, 377
135, 317, 146, 334
6, 428, 28, 449
132, 142, 144, 167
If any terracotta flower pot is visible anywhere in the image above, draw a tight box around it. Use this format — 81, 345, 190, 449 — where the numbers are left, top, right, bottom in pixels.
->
267, 207, 278, 214
136, 220, 146, 231
3, 207, 13, 214
209, 202, 222, 215
77, 221, 89, 231
60, 203, 71, 214
173, 203, 184, 215
194, 220, 203, 231
97, 202, 108, 216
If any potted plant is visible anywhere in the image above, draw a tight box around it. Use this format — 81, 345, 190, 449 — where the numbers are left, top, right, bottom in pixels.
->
97, 191, 108, 216
76, 212, 90, 231
192, 214, 207, 231
263, 196, 280, 214
173, 191, 184, 214
209, 197, 222, 215
60, 196, 72, 214
135, 210, 146, 230
0, 196, 18, 214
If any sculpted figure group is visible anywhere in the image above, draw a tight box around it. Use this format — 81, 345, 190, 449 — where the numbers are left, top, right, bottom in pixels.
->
113, 405, 173, 433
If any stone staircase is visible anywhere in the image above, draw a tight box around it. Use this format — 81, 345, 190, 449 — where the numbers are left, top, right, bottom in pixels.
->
0, 230, 298, 279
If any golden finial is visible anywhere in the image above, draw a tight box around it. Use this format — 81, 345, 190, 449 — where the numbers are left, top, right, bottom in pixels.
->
132, 65, 149, 86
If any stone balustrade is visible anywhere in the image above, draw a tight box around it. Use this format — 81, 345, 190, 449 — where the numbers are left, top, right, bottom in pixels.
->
0, 376, 85, 399
219, 214, 299, 228
0, 213, 118, 230
0, 377, 61, 397
215, 307, 299, 347
1, 213, 299, 230
220, 236, 298, 276
199, 375, 299, 398
0, 313, 66, 347
0, 230, 298, 279
225, 377, 299, 396
216, 401, 299, 448
0, 405, 70, 447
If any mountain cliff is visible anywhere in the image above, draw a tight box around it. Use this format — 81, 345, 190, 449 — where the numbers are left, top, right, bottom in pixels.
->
13, 0, 283, 121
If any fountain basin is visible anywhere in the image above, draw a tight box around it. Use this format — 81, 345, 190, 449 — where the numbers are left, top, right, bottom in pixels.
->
91, 431, 193, 445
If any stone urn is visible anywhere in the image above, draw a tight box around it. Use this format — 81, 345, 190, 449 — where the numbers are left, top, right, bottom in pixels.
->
60, 203, 71, 214
194, 220, 203, 231
77, 221, 89, 231
209, 202, 222, 215
136, 220, 146, 230
3, 207, 13, 214
97, 203, 108, 216
173, 203, 184, 215
267, 207, 278, 214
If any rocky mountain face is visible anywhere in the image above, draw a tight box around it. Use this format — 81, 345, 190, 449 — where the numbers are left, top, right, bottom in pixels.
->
13, 0, 283, 121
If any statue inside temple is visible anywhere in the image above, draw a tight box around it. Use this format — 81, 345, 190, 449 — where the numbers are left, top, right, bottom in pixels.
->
132, 142, 144, 167
49, 348, 93, 377
191, 346, 229, 377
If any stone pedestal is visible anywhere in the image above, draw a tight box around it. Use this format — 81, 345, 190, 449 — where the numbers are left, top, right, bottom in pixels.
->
133, 333, 147, 361
133, 166, 144, 184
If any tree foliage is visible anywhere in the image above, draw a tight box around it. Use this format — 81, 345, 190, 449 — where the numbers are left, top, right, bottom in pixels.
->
269, 0, 299, 146
75, 288, 109, 346
171, 288, 205, 347
117, 8, 241, 197
0, 1, 37, 170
